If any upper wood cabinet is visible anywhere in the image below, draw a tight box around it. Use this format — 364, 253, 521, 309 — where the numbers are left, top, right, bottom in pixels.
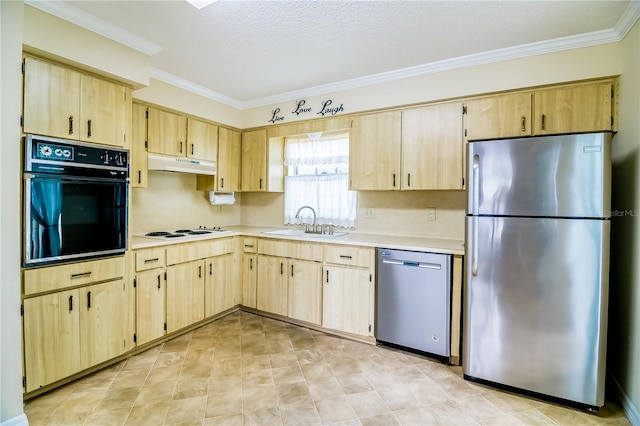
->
401, 102, 464, 190
23, 56, 130, 147
349, 111, 402, 190
464, 92, 533, 141
146, 107, 187, 157
241, 129, 284, 192
533, 82, 613, 135
186, 117, 218, 161
464, 80, 615, 141
217, 127, 242, 191
131, 103, 148, 188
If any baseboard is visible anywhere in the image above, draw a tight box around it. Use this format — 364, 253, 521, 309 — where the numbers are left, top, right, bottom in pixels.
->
609, 372, 640, 426
0, 413, 28, 426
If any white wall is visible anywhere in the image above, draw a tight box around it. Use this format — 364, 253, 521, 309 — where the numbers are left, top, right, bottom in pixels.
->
1, 2, 27, 425
610, 17, 640, 424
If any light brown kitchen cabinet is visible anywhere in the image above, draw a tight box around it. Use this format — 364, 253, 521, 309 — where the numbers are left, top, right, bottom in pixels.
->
241, 129, 284, 192
217, 127, 242, 191
256, 255, 289, 316
186, 117, 218, 161
349, 111, 402, 190
242, 238, 258, 308
23, 289, 81, 393
533, 82, 613, 134
205, 252, 235, 317
401, 102, 464, 190
322, 245, 375, 336
79, 280, 129, 369
131, 103, 148, 188
23, 56, 130, 147
147, 107, 187, 157
288, 260, 322, 325
166, 260, 205, 333
464, 92, 533, 141
135, 267, 166, 346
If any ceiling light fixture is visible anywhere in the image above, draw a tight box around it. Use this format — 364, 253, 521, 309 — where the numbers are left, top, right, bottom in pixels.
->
184, 0, 218, 10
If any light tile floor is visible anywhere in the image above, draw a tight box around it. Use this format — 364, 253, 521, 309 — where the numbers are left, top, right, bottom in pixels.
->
25, 311, 631, 425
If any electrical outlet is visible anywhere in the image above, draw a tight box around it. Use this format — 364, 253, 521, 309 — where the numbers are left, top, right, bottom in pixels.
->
364, 208, 375, 219
426, 207, 436, 221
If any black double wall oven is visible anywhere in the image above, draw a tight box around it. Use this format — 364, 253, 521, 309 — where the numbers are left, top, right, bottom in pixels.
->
23, 134, 129, 266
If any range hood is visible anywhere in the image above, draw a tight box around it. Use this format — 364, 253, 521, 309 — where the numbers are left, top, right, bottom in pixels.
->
147, 153, 216, 175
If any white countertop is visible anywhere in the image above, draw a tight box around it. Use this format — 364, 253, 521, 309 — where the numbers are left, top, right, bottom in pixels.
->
132, 225, 465, 255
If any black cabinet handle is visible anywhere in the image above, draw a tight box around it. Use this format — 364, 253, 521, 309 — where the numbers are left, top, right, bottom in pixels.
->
209, 263, 212, 275
326, 270, 329, 283
339, 255, 353, 259
138, 170, 142, 184
280, 262, 283, 275
144, 258, 159, 263
407, 173, 411, 188
220, 178, 224, 188
191, 144, 194, 155
259, 178, 263, 189
68, 116, 74, 135
179, 141, 183, 153
291, 264, 294, 277
198, 265, 202, 278
71, 272, 91, 279
250, 258, 253, 270
521, 116, 526, 132
69, 295, 73, 311
157, 275, 161, 289
87, 119, 92, 138
87, 291, 92, 309
392, 173, 396, 187
541, 114, 546, 131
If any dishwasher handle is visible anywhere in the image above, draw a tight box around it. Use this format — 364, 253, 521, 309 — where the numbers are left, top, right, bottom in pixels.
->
381, 258, 441, 270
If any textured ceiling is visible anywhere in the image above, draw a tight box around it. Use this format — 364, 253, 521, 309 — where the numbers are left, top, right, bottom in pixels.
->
34, 0, 638, 108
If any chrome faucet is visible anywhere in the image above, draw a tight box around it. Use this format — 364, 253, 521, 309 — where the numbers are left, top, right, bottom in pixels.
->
295, 205, 320, 234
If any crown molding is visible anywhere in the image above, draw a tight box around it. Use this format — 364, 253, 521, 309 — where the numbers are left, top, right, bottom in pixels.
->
615, 0, 640, 39
24, 0, 162, 56
149, 68, 243, 110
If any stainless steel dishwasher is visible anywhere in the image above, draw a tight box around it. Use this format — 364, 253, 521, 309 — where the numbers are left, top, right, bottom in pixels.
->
376, 248, 452, 360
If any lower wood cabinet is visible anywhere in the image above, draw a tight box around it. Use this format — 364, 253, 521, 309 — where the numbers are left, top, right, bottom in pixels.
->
242, 253, 258, 309
23, 278, 130, 393
288, 260, 322, 325
205, 253, 235, 317
322, 266, 372, 336
257, 255, 289, 316
166, 260, 205, 333
135, 267, 166, 346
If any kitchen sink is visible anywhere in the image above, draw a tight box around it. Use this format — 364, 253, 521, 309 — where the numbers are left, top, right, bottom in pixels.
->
262, 229, 347, 238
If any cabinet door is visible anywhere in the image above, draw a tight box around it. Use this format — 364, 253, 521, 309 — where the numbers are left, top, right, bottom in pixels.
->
349, 111, 401, 190
23, 56, 81, 140
147, 107, 187, 157
187, 117, 218, 161
533, 82, 613, 135
131, 103, 148, 188
136, 268, 166, 346
402, 102, 464, 190
23, 289, 81, 392
166, 261, 205, 333
288, 260, 322, 325
241, 129, 267, 191
322, 266, 371, 336
79, 280, 127, 369
80, 74, 128, 146
464, 93, 532, 140
242, 254, 258, 309
205, 253, 235, 317
217, 127, 242, 191
256, 255, 288, 316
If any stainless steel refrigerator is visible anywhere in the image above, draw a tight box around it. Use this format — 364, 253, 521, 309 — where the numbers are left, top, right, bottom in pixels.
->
464, 132, 612, 411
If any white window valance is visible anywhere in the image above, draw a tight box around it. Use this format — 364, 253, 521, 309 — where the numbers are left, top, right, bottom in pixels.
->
284, 133, 349, 166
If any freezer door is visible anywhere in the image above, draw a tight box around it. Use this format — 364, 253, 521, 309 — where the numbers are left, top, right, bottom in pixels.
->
467, 133, 611, 218
464, 216, 609, 407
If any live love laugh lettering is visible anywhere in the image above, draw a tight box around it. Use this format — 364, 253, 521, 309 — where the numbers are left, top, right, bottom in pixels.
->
268, 99, 345, 123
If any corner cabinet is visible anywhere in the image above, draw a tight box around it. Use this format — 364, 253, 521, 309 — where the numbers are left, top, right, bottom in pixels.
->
22, 56, 131, 147
241, 129, 284, 192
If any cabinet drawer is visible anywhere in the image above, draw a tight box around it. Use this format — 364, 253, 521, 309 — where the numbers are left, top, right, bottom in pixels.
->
24, 256, 125, 295
243, 238, 257, 253
135, 248, 166, 271
324, 245, 371, 268
258, 239, 323, 262
166, 238, 233, 265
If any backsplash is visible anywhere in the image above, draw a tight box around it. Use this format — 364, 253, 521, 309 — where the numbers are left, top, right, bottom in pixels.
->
130, 171, 242, 233
241, 190, 466, 240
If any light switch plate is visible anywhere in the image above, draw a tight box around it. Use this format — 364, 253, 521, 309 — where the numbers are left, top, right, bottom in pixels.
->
364, 208, 375, 218
426, 207, 436, 221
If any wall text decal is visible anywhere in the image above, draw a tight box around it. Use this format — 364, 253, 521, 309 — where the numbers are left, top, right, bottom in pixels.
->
267, 99, 345, 123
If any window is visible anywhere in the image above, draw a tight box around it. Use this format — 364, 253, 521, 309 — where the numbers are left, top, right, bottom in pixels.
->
284, 132, 356, 228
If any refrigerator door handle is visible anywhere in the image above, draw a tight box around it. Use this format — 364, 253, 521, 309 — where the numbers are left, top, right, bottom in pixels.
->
471, 216, 478, 276
472, 154, 480, 214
